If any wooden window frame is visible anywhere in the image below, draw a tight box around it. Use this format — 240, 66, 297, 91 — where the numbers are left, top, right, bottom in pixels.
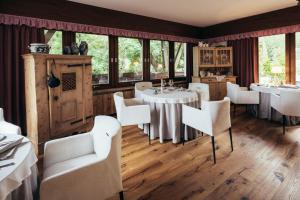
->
61, 31, 191, 90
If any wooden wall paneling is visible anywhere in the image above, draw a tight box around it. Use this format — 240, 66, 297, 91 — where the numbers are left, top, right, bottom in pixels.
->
285, 33, 296, 84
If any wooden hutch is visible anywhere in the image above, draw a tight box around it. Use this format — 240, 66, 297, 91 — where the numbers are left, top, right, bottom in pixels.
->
192, 46, 236, 100
23, 54, 94, 155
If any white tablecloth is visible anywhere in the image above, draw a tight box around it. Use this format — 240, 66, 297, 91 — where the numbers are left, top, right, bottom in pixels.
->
141, 88, 199, 143
0, 135, 38, 200
250, 84, 300, 125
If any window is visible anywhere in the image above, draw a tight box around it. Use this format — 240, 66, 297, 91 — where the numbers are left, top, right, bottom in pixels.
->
174, 42, 186, 77
44, 30, 62, 54
258, 34, 285, 84
118, 37, 143, 82
76, 33, 109, 85
296, 33, 300, 85
150, 40, 169, 79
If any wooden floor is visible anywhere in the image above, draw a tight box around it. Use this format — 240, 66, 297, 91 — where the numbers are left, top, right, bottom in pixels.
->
115, 110, 300, 200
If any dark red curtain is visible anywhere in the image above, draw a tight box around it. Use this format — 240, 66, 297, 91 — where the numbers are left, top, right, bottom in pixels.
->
0, 24, 45, 135
228, 38, 258, 87
62, 31, 76, 48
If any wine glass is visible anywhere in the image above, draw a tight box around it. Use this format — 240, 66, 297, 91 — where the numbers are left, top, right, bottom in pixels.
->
169, 79, 174, 87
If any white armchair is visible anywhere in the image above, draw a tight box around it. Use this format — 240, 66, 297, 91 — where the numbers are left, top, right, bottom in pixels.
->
188, 83, 209, 108
113, 92, 151, 144
0, 108, 21, 135
40, 116, 124, 200
271, 89, 300, 134
182, 98, 232, 164
226, 82, 260, 116
135, 82, 153, 98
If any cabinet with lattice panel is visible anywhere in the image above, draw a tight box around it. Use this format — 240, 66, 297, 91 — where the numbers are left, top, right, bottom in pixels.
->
23, 54, 93, 155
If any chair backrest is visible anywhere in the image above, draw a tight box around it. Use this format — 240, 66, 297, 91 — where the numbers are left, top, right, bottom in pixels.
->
279, 89, 300, 117
135, 82, 152, 98
188, 83, 210, 101
202, 97, 231, 134
113, 92, 125, 121
226, 82, 239, 102
135, 82, 152, 91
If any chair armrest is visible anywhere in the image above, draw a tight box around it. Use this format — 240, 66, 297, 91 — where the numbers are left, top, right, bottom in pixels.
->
121, 104, 151, 125
239, 87, 248, 91
124, 98, 144, 106
0, 121, 21, 135
43, 133, 94, 169
270, 93, 281, 112
182, 105, 213, 135
236, 91, 260, 104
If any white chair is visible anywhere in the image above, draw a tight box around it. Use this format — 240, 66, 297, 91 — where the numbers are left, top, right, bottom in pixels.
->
135, 82, 153, 98
0, 108, 21, 135
226, 82, 260, 116
40, 115, 124, 200
113, 92, 151, 144
182, 98, 232, 164
188, 83, 210, 108
271, 89, 300, 135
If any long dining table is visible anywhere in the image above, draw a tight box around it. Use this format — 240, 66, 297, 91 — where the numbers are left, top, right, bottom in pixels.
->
140, 87, 199, 143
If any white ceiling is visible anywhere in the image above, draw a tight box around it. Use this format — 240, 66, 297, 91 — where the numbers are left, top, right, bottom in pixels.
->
69, 0, 296, 27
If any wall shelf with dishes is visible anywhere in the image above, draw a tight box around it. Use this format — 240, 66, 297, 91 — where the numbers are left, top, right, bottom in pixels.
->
193, 46, 236, 100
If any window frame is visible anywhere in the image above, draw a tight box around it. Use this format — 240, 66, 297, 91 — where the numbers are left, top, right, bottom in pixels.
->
58, 31, 190, 90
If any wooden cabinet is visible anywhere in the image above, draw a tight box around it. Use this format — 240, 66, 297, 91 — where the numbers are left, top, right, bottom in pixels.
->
192, 76, 237, 100
23, 54, 94, 155
193, 46, 233, 74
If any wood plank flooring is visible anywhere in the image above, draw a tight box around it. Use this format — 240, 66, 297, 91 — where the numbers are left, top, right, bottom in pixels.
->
113, 110, 300, 200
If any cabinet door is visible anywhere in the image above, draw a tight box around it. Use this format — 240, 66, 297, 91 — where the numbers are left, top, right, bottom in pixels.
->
48, 59, 92, 137
199, 47, 215, 67
215, 47, 232, 67
208, 82, 218, 100
218, 82, 227, 100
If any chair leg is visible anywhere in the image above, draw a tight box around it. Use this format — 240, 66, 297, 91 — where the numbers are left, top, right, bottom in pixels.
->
233, 104, 236, 117
182, 123, 185, 146
256, 104, 260, 119
283, 115, 286, 135
229, 128, 233, 152
201, 132, 203, 136
148, 123, 151, 145
119, 191, 124, 200
211, 136, 216, 164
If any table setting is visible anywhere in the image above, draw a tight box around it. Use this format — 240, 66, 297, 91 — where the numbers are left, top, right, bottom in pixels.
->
0, 134, 38, 200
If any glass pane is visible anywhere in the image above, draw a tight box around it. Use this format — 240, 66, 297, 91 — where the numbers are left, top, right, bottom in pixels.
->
44, 30, 62, 54
118, 37, 143, 82
296, 32, 300, 85
76, 33, 109, 85
174, 42, 186, 77
258, 34, 285, 85
150, 40, 169, 79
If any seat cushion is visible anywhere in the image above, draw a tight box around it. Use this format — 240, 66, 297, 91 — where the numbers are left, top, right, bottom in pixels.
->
43, 154, 98, 180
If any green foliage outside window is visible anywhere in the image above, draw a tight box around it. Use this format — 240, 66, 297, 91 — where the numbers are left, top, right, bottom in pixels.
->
45, 30, 62, 54
259, 34, 285, 84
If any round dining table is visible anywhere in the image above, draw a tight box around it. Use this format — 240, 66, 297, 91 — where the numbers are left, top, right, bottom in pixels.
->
0, 135, 38, 200
140, 87, 199, 143
250, 83, 300, 125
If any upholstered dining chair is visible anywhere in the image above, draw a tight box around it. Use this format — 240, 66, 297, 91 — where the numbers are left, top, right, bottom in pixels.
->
182, 97, 232, 164
226, 82, 260, 116
40, 115, 124, 200
188, 83, 210, 108
0, 108, 21, 135
135, 81, 153, 98
113, 92, 151, 144
271, 89, 300, 135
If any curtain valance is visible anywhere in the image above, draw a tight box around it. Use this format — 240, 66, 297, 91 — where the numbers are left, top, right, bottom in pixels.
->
0, 13, 199, 43
205, 24, 300, 43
